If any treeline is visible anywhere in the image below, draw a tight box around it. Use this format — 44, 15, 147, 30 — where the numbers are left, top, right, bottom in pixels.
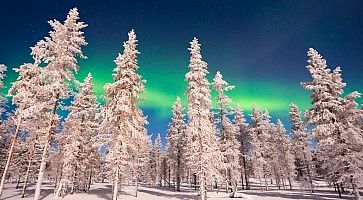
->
0, 7, 362, 200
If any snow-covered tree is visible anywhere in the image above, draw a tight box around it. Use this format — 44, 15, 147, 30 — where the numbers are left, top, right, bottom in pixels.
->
250, 105, 273, 190
154, 133, 163, 187
9, 137, 28, 189
28, 8, 88, 199
166, 97, 187, 191
146, 136, 157, 185
19, 118, 49, 198
330, 92, 363, 199
55, 73, 99, 197
212, 71, 240, 197
185, 38, 222, 200
289, 103, 314, 191
302, 48, 343, 129
100, 30, 147, 200
271, 120, 296, 189
0, 66, 8, 175
302, 48, 362, 199
212, 71, 234, 127
301, 49, 342, 185
161, 147, 170, 187
0, 117, 12, 176
0, 63, 43, 198
129, 107, 148, 197
234, 107, 251, 189
98, 155, 110, 183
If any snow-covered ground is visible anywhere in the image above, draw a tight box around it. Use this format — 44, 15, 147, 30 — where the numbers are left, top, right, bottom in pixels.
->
1, 181, 355, 200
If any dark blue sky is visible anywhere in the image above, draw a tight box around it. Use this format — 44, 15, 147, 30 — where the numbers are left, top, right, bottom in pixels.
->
1, 0, 362, 144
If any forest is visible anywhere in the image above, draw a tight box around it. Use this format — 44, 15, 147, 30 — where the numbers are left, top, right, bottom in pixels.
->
0, 7, 362, 200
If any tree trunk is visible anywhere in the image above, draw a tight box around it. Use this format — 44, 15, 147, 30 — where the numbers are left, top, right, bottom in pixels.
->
55, 181, 63, 197
229, 173, 237, 198
176, 155, 181, 191
310, 179, 315, 193
21, 152, 34, 198
340, 183, 345, 193
241, 170, 244, 189
135, 174, 138, 197
55, 167, 65, 197
188, 170, 191, 188
16, 175, 21, 189
71, 166, 77, 194
134, 156, 139, 197
169, 166, 171, 187
276, 176, 281, 190
336, 183, 342, 198
55, 166, 63, 190
288, 178, 292, 190
159, 170, 163, 187
350, 177, 361, 200
194, 173, 197, 190
264, 175, 269, 191
113, 167, 119, 200
282, 178, 286, 190
241, 145, 249, 190
34, 96, 59, 200
225, 169, 228, 193
305, 158, 314, 193
200, 172, 207, 200
54, 167, 59, 189
259, 177, 263, 191
0, 121, 21, 198
88, 170, 92, 191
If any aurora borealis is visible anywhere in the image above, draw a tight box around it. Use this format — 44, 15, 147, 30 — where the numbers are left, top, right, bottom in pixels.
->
1, 1, 362, 144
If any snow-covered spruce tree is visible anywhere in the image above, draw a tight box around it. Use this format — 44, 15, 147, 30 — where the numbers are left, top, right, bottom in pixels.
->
301, 49, 342, 185
136, 141, 150, 186
250, 105, 273, 191
332, 92, 363, 199
221, 115, 240, 195
185, 38, 222, 200
55, 73, 99, 197
99, 155, 109, 183
234, 107, 251, 189
302, 48, 342, 132
302, 48, 362, 199
0, 118, 12, 177
29, 8, 88, 200
48, 148, 64, 189
0, 63, 43, 198
161, 146, 170, 187
19, 117, 50, 198
154, 133, 163, 187
146, 136, 157, 185
129, 107, 148, 197
272, 120, 296, 190
289, 103, 315, 192
9, 137, 28, 187
212, 71, 234, 126
166, 97, 187, 191
100, 30, 146, 200
212, 71, 240, 197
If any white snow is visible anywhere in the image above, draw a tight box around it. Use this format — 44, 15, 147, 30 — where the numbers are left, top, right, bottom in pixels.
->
1, 180, 355, 200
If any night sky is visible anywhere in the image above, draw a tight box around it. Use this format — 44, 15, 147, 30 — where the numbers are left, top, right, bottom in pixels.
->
1, 0, 362, 144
